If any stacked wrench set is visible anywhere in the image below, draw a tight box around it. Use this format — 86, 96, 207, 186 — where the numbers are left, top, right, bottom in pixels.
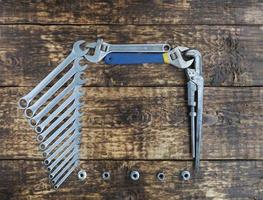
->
18, 39, 203, 189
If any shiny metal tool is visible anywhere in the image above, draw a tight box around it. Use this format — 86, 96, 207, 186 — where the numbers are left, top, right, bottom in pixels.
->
18, 40, 88, 109
185, 50, 203, 171
84, 39, 171, 63
18, 41, 88, 189
19, 39, 203, 189
99, 43, 203, 171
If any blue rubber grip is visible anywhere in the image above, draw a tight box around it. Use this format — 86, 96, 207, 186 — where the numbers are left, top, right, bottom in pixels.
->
104, 53, 164, 65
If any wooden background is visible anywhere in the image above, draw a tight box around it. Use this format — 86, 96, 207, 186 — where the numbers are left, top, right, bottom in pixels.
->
0, 1, 262, 199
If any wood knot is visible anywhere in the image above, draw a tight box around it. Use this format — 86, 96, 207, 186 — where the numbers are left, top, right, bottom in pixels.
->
119, 105, 151, 128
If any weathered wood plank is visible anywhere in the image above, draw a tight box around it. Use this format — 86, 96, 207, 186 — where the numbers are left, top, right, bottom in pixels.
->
0, 160, 262, 200
0, 25, 262, 87
0, 0, 262, 25
1, 87, 262, 160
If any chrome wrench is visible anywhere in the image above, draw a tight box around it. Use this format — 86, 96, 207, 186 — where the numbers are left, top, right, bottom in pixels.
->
84, 39, 171, 63
30, 73, 86, 128
18, 41, 88, 109
49, 147, 78, 179
48, 143, 79, 173
53, 155, 79, 189
24, 58, 87, 118
44, 129, 81, 165
42, 122, 80, 157
185, 50, 204, 171
38, 108, 82, 148
34, 87, 83, 133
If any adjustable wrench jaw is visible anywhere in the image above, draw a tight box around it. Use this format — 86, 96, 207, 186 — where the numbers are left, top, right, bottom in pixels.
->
165, 46, 194, 69
185, 49, 204, 171
84, 39, 108, 63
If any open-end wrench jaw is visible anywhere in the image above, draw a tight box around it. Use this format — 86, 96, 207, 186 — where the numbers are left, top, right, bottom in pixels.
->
72, 40, 90, 57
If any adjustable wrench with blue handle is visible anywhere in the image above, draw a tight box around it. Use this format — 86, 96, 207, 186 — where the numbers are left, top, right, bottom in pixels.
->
104, 46, 194, 69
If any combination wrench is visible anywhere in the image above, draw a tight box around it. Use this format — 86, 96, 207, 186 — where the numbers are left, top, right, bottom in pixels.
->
18, 41, 88, 109
24, 58, 87, 118
47, 141, 79, 172
38, 108, 82, 148
49, 147, 78, 179
29, 73, 86, 128
34, 87, 83, 134
42, 121, 80, 158
52, 155, 79, 189
44, 129, 81, 166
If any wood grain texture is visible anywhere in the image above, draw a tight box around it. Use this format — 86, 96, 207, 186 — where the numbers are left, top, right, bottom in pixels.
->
1, 1, 263, 198
0, 160, 262, 200
0, 25, 262, 87
1, 87, 262, 160
0, 0, 262, 25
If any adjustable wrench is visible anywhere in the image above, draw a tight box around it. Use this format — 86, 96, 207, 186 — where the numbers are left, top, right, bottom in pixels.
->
18, 41, 88, 109
103, 46, 194, 68
84, 39, 170, 63
102, 44, 203, 171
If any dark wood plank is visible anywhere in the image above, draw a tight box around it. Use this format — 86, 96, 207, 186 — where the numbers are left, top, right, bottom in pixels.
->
0, 0, 262, 25
0, 160, 262, 200
0, 25, 262, 87
1, 87, 262, 160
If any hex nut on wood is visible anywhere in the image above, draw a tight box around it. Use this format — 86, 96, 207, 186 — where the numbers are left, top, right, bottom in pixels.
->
180, 170, 191, 180
78, 170, 87, 181
156, 172, 165, 181
130, 170, 140, 181
102, 171, 111, 180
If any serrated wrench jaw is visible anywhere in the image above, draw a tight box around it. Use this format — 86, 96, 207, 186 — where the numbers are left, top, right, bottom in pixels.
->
84, 39, 108, 63
168, 46, 194, 69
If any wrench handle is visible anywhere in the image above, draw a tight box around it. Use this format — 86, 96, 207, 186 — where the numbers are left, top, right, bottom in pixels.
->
104, 53, 165, 65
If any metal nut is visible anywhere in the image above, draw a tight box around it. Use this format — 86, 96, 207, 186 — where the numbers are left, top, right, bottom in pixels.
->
181, 170, 191, 180
102, 171, 111, 180
156, 172, 165, 181
130, 170, 140, 181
